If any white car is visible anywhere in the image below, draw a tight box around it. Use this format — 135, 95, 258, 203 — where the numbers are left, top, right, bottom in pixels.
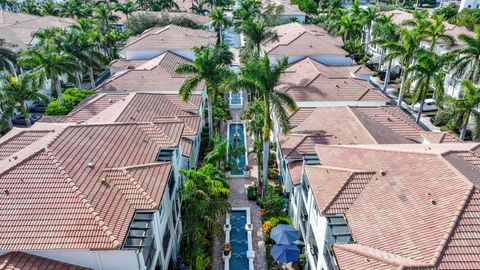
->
411, 99, 438, 112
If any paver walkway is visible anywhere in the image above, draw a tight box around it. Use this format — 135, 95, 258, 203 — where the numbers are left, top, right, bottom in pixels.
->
211, 143, 267, 270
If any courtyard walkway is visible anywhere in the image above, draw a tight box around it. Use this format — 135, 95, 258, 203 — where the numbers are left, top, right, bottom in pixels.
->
211, 137, 267, 270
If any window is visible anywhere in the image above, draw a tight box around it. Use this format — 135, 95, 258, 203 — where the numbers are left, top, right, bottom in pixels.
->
157, 149, 174, 162
167, 173, 175, 198
123, 212, 156, 269
303, 154, 320, 165
323, 215, 354, 270
162, 222, 171, 257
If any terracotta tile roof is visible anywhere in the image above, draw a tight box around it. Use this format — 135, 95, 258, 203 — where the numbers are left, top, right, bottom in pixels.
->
350, 106, 424, 143
382, 10, 414, 25
115, 11, 212, 25
0, 252, 90, 270
279, 133, 331, 160
278, 58, 387, 103
107, 59, 148, 69
311, 143, 480, 269
262, 23, 346, 56
116, 93, 202, 122
0, 11, 74, 51
97, 51, 204, 92
287, 160, 303, 185
422, 131, 460, 144
0, 130, 50, 161
181, 137, 193, 157
0, 123, 180, 250
122, 24, 216, 51
305, 166, 376, 214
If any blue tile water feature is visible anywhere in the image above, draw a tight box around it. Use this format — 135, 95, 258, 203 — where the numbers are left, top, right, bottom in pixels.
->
228, 123, 246, 176
231, 92, 242, 105
230, 210, 249, 270
223, 27, 241, 49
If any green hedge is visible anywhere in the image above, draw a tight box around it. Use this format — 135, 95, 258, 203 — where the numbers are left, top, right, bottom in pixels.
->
45, 88, 94, 116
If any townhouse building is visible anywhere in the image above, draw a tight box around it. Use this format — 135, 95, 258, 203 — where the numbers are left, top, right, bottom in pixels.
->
364, 9, 475, 98
262, 23, 352, 65
296, 142, 480, 269
120, 24, 216, 60
0, 120, 187, 270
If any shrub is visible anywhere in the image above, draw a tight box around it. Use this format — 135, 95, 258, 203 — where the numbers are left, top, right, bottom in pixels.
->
247, 185, 257, 200
434, 3, 459, 20
434, 110, 455, 126
262, 221, 273, 234
45, 88, 94, 116
455, 8, 480, 31
260, 188, 284, 218
268, 217, 280, 227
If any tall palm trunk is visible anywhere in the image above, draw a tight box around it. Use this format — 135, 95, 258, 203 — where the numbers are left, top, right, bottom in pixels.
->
262, 138, 269, 196
398, 59, 412, 107
88, 66, 96, 89
54, 78, 65, 105
219, 26, 223, 44
75, 71, 82, 89
415, 91, 427, 123
207, 96, 213, 140
383, 58, 392, 93
22, 102, 31, 127
460, 124, 468, 141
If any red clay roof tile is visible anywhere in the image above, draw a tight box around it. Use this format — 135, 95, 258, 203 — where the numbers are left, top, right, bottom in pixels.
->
0, 252, 90, 270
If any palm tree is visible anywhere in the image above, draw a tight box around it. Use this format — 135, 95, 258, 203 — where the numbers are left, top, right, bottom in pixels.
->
204, 132, 228, 166
234, 56, 297, 195
0, 90, 15, 130
191, 0, 208, 15
361, 5, 378, 51
0, 39, 17, 75
39, 0, 59, 16
404, 50, 446, 123
176, 46, 233, 140
19, 47, 79, 105
210, 8, 231, 44
240, 18, 277, 56
370, 14, 398, 93
443, 80, 480, 140
448, 26, 480, 83
337, 14, 362, 43
20, 0, 40, 15
150, 0, 180, 11
423, 14, 455, 51
59, 0, 89, 18
0, 0, 16, 11
0, 71, 47, 127
241, 100, 264, 188
115, 0, 137, 24
383, 28, 422, 107
94, 2, 120, 34
60, 29, 107, 89
180, 164, 230, 269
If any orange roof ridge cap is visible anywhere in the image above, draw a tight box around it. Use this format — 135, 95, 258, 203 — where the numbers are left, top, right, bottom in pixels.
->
430, 184, 475, 266
315, 144, 443, 156
44, 149, 121, 249
122, 169, 159, 208
334, 243, 431, 267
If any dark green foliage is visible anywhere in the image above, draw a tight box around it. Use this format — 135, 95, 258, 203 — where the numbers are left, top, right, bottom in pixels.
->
45, 88, 94, 115
291, 0, 318, 14
455, 8, 480, 31
247, 185, 257, 200
260, 186, 284, 218
434, 3, 459, 20
125, 13, 204, 35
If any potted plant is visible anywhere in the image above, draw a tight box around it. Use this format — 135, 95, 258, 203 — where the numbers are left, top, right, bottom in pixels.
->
222, 242, 231, 256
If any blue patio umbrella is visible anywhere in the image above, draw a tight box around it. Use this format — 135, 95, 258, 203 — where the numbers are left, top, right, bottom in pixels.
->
271, 224, 299, 245
271, 244, 301, 263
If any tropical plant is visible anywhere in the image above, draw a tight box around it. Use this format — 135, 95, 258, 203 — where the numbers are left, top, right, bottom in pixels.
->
59, 0, 92, 19
115, 0, 138, 24
448, 26, 480, 83
180, 164, 230, 269
240, 18, 277, 56
149, 0, 180, 11
19, 47, 79, 105
93, 2, 120, 34
20, 0, 40, 15
203, 132, 228, 166
0, 87, 16, 130
233, 0, 261, 22
442, 80, 480, 140
242, 100, 265, 184
0, 0, 16, 11
210, 8, 231, 44
176, 46, 234, 140
336, 14, 362, 43
39, 0, 59, 16
0, 71, 47, 127
45, 88, 94, 116
361, 6, 378, 50
191, 0, 209, 15
0, 39, 17, 75
404, 50, 447, 123
233, 56, 297, 195
423, 14, 455, 50
383, 28, 422, 107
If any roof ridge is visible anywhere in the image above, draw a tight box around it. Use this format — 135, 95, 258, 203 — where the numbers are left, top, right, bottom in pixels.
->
122, 168, 159, 208
430, 184, 476, 266
334, 243, 430, 267
322, 171, 376, 214
315, 144, 444, 157
44, 149, 121, 249
379, 106, 421, 131
346, 106, 379, 144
